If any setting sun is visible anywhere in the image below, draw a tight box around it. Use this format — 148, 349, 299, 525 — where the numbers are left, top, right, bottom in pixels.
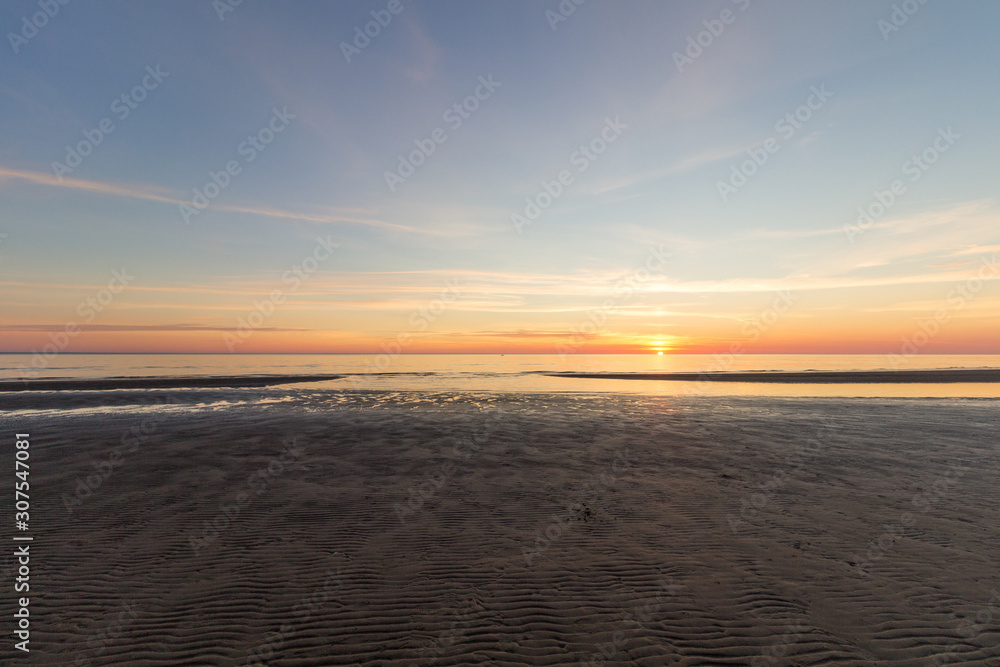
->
649, 338, 671, 355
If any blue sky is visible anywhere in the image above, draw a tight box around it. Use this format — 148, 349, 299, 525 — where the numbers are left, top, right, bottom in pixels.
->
2, 0, 999, 353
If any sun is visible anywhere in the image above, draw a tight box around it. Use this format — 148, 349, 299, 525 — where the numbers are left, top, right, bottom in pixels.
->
650, 338, 669, 355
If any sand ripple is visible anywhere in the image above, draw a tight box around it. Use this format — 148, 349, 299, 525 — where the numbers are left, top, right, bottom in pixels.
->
2, 393, 998, 665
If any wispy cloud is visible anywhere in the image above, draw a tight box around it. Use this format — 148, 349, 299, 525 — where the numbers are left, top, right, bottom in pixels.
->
584, 142, 759, 197
0, 164, 418, 233
0, 164, 182, 204
447, 329, 599, 340
213, 202, 415, 233
744, 227, 843, 240
8, 256, 997, 308
799, 200, 999, 279
396, 15, 443, 84
0, 323, 309, 332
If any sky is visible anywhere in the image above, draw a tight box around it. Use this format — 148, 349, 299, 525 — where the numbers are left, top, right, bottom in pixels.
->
2, 0, 999, 355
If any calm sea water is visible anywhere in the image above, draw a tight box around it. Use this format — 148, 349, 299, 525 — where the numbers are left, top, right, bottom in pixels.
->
3, 354, 1000, 398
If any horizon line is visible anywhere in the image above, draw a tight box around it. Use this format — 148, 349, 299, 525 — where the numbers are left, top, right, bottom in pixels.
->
3, 351, 1000, 356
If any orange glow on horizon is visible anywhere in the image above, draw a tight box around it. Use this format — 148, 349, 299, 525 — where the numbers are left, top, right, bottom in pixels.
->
3, 302, 1000, 355
5, 327, 999, 355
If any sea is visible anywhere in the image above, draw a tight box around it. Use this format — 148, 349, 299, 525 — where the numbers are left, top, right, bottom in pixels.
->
3, 353, 1000, 399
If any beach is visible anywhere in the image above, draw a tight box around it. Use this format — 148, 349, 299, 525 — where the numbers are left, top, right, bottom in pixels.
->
7, 0, 1000, 662
0, 375, 342, 392
3, 386, 998, 665
545, 369, 1000, 383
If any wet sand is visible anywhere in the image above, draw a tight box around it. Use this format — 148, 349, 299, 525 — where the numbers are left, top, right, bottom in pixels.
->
1, 391, 998, 665
0, 374, 342, 392
546, 369, 1000, 383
